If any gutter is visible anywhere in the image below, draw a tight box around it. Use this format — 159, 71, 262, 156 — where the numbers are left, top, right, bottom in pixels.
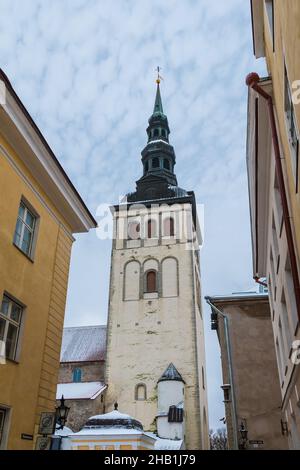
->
246, 73, 300, 323
205, 297, 239, 450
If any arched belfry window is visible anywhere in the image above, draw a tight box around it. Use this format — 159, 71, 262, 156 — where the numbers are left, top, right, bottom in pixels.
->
163, 159, 170, 170
164, 217, 175, 237
147, 219, 157, 238
135, 383, 147, 401
154, 128, 159, 137
73, 368, 82, 383
152, 157, 159, 168
146, 270, 157, 293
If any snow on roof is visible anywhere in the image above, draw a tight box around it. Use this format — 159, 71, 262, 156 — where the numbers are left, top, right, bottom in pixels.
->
56, 382, 106, 400
55, 426, 73, 437
88, 410, 132, 421
60, 325, 106, 362
71, 427, 144, 436
145, 433, 183, 450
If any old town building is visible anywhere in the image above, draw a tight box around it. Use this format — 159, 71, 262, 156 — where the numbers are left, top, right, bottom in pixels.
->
206, 292, 288, 450
56, 325, 107, 432
0, 70, 96, 450
104, 79, 209, 450
247, 0, 300, 449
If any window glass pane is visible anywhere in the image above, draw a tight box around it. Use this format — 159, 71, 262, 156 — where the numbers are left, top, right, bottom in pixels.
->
21, 227, 32, 255
18, 204, 25, 219
10, 304, 21, 324
0, 318, 6, 341
6, 324, 18, 360
1, 298, 9, 317
25, 210, 35, 229
14, 219, 23, 246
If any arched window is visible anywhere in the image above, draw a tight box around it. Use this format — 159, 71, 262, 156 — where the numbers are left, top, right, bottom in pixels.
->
73, 368, 82, 383
146, 270, 157, 293
147, 219, 157, 238
152, 157, 159, 168
145, 161, 149, 173
135, 383, 147, 401
161, 129, 166, 137
154, 128, 159, 137
164, 217, 175, 237
128, 221, 140, 240
163, 159, 170, 170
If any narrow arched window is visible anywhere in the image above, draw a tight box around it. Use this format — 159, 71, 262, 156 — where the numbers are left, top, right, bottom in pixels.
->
145, 161, 149, 173
146, 271, 157, 293
163, 159, 170, 170
164, 217, 175, 237
154, 128, 159, 137
73, 368, 82, 383
147, 219, 157, 238
152, 157, 159, 168
161, 129, 166, 137
135, 383, 147, 401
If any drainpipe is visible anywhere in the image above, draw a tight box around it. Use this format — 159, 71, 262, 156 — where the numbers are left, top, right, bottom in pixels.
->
246, 72, 300, 323
205, 297, 239, 450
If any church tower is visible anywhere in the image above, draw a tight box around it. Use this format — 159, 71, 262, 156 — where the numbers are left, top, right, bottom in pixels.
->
105, 79, 209, 450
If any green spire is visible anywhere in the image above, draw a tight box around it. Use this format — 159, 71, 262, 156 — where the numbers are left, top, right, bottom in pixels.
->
153, 83, 164, 115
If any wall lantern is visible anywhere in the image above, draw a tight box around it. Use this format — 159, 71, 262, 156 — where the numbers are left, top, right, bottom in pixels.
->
55, 395, 70, 430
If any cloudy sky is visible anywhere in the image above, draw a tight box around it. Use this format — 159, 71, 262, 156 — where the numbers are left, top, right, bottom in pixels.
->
1, 0, 266, 430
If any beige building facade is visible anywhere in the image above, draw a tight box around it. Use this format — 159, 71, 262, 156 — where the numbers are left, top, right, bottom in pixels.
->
247, 0, 300, 448
207, 293, 288, 450
105, 83, 209, 450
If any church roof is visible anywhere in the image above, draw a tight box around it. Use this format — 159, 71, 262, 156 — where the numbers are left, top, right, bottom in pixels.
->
56, 382, 106, 400
60, 325, 106, 363
158, 363, 185, 383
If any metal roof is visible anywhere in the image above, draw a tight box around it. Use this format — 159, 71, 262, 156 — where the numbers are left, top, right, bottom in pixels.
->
158, 363, 185, 383
60, 325, 106, 363
56, 382, 106, 400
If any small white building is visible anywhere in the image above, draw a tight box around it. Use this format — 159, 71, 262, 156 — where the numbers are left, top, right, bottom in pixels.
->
67, 407, 156, 450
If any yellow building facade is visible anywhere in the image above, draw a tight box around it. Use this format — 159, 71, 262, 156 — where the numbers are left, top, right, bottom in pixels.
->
0, 69, 96, 450
248, 1, 300, 448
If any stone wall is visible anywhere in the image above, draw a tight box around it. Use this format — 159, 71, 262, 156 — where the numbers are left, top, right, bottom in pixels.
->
58, 394, 105, 432
58, 361, 105, 383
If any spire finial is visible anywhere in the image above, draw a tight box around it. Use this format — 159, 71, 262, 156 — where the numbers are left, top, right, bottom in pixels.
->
156, 66, 162, 85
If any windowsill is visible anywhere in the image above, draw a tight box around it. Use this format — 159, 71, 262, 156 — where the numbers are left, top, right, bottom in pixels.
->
13, 243, 34, 263
5, 357, 19, 365
144, 292, 158, 300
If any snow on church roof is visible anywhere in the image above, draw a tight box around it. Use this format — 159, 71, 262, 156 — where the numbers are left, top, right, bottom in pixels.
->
60, 325, 106, 363
56, 382, 106, 400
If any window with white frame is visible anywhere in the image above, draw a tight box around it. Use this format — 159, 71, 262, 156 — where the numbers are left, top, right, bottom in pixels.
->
0, 295, 23, 361
13, 200, 37, 257
284, 64, 299, 192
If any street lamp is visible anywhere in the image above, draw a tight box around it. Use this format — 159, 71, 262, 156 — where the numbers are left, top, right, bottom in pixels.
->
239, 421, 248, 449
55, 395, 70, 430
